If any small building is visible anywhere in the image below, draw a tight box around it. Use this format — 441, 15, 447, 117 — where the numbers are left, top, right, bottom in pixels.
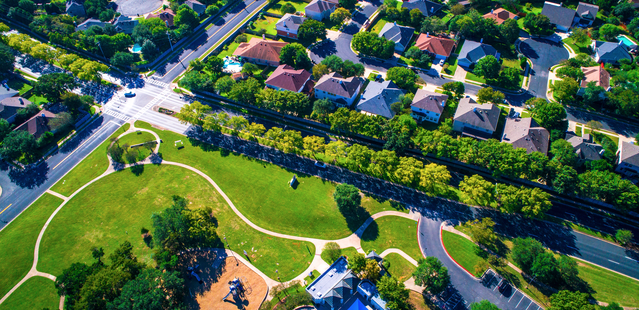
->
148, 10, 176, 28
575, 2, 598, 27
265, 64, 314, 95
541, 1, 576, 32
452, 97, 500, 140
185, 0, 206, 15
592, 41, 632, 65
616, 141, 639, 179
566, 132, 604, 164
66, 0, 86, 17
401, 0, 443, 17
231, 72, 249, 81
276, 13, 306, 40
501, 117, 550, 154
414, 33, 456, 61
578, 66, 610, 96
305, 0, 336, 21
113, 15, 139, 34
306, 257, 358, 309
13, 110, 59, 139
356, 81, 404, 119
314, 72, 362, 107
0, 97, 31, 123
457, 40, 500, 69
76, 18, 106, 32
410, 89, 447, 124
357, 280, 388, 310
378, 22, 414, 53
0, 84, 19, 101
482, 8, 516, 25
233, 37, 288, 67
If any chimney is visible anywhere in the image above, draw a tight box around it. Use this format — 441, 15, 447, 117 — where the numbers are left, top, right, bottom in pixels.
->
165, 20, 169, 27
473, 107, 477, 112
441, 100, 445, 107
491, 9, 494, 14
430, 6, 434, 12
394, 21, 397, 26
18, 98, 23, 104
560, 2, 562, 6
262, 34, 266, 39
426, 32, 429, 37
41, 113, 45, 117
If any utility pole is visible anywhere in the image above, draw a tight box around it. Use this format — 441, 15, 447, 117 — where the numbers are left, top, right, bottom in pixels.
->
167, 31, 174, 51
96, 41, 106, 59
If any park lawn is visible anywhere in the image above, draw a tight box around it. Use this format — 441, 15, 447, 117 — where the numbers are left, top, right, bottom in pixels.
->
117, 131, 156, 163
0, 277, 59, 310
384, 253, 416, 282
267, 0, 308, 14
0, 193, 63, 298
577, 261, 639, 307
7, 79, 32, 95
38, 164, 315, 281
133, 121, 407, 240
360, 217, 421, 261
51, 123, 130, 197
251, 16, 279, 36
321, 246, 362, 264
441, 231, 484, 277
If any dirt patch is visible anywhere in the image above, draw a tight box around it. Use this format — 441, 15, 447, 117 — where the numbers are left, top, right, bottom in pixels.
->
180, 251, 268, 310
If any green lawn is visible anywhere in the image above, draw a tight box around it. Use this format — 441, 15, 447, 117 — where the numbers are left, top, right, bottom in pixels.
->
563, 37, 592, 55
267, 0, 308, 14
441, 231, 484, 277
0, 193, 63, 298
370, 18, 388, 34
250, 16, 279, 36
38, 164, 315, 281
0, 277, 59, 310
7, 79, 32, 95
444, 56, 458, 76
384, 253, 416, 282
321, 246, 361, 265
117, 131, 156, 163
578, 261, 639, 307
304, 269, 320, 286
465, 71, 486, 84
575, 126, 583, 136
360, 217, 421, 261
27, 94, 48, 106
51, 123, 130, 197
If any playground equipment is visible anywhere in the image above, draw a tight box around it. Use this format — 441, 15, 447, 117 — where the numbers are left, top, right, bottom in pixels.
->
222, 277, 253, 301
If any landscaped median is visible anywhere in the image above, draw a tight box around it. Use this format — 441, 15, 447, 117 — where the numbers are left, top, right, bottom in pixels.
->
360, 217, 421, 262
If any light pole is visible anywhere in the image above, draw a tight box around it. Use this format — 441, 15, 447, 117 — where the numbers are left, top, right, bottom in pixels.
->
224, 236, 239, 265
167, 31, 174, 51
96, 41, 106, 59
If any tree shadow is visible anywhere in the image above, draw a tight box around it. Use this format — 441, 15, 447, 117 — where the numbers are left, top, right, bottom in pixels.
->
360, 220, 379, 242
143, 233, 153, 248
130, 163, 144, 176
149, 152, 163, 165
8, 162, 49, 189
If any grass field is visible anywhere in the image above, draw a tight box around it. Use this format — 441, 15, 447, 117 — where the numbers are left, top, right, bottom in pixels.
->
441, 231, 484, 277
384, 253, 416, 282
7, 79, 32, 95
51, 124, 130, 196
577, 261, 639, 307
0, 193, 63, 297
321, 246, 361, 264
360, 217, 421, 261
267, 0, 308, 14
251, 16, 279, 36
444, 56, 458, 75
409, 291, 433, 310
0, 277, 59, 310
38, 165, 315, 281
117, 131, 156, 163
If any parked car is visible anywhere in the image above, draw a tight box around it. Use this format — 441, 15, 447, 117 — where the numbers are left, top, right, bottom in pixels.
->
124, 92, 136, 98
498, 280, 511, 294
439, 59, 445, 66
315, 161, 327, 169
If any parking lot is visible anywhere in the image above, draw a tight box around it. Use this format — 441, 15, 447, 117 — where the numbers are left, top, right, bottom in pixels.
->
481, 269, 542, 310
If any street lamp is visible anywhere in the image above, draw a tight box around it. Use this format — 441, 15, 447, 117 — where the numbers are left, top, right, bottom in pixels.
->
167, 31, 174, 51
223, 236, 239, 265
96, 41, 106, 59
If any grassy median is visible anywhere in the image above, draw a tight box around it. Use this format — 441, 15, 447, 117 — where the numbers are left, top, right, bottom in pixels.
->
360, 217, 421, 261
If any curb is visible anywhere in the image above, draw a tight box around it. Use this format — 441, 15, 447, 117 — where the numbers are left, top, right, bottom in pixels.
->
439, 224, 478, 280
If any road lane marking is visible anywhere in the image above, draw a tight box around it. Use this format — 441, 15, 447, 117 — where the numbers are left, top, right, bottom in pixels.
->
608, 259, 620, 265
626, 256, 639, 262
0, 204, 12, 216
494, 279, 503, 291
567, 246, 579, 250
516, 296, 525, 307
52, 121, 117, 170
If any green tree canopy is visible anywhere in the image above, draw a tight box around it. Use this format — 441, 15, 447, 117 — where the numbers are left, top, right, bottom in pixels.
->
386, 67, 417, 90
474, 55, 501, 80
333, 183, 361, 214
298, 19, 327, 43
413, 256, 450, 294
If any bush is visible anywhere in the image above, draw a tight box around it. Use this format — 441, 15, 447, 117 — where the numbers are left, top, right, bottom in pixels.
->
235, 33, 248, 43
205, 5, 219, 15
322, 242, 342, 264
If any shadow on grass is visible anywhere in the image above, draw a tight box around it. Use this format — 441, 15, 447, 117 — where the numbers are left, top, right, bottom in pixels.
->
360, 220, 379, 242
130, 163, 144, 176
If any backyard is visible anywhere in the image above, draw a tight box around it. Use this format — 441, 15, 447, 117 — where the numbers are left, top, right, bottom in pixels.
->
267, 0, 308, 15
250, 16, 280, 36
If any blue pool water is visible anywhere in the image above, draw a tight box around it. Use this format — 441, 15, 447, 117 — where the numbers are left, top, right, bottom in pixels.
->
223, 58, 243, 72
617, 35, 636, 47
131, 43, 142, 53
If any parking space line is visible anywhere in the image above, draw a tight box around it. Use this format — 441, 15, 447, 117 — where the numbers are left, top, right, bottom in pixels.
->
508, 289, 518, 302
493, 279, 503, 291
516, 296, 525, 307
524, 300, 533, 310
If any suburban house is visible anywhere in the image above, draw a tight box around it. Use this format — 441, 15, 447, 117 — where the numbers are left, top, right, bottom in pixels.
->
356, 81, 404, 119
414, 33, 456, 61
314, 72, 362, 107
264, 64, 314, 95
410, 89, 447, 124
0, 84, 19, 101
113, 15, 139, 34
378, 22, 414, 53
148, 10, 176, 28
482, 8, 516, 25
457, 40, 499, 68
185, 0, 206, 15
76, 18, 106, 32
0, 97, 31, 123
578, 66, 610, 96
566, 133, 604, 164
306, 256, 388, 310
14, 110, 59, 139
501, 117, 550, 154
541, 1, 577, 31
616, 141, 639, 179
305, 0, 336, 21
276, 13, 306, 40
402, 0, 443, 17
575, 2, 598, 27
233, 38, 288, 67
66, 0, 85, 17
452, 97, 500, 140
592, 41, 632, 64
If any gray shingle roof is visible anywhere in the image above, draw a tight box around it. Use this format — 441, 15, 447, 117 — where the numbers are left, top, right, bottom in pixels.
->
594, 41, 632, 62
541, 2, 576, 29
458, 40, 499, 65
402, 0, 443, 17
576, 2, 598, 20
357, 81, 405, 119
565, 133, 604, 161
305, 0, 336, 13
619, 141, 639, 167
411, 89, 447, 114
315, 72, 361, 98
76, 18, 106, 31
454, 98, 500, 132
276, 13, 306, 33
379, 22, 414, 49
501, 117, 550, 154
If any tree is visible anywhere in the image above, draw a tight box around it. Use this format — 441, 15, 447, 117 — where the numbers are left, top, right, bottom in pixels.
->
330, 7, 351, 24
313, 98, 335, 118
55, 262, 95, 307
298, 19, 327, 43
322, 242, 342, 263
616, 229, 634, 245
215, 75, 235, 94
450, 4, 465, 15
582, 82, 606, 105
549, 290, 595, 310
141, 40, 159, 59
477, 87, 505, 104
511, 237, 545, 272
333, 183, 361, 214
303, 136, 326, 154
348, 253, 367, 274
60, 92, 85, 114
0, 43, 16, 73
570, 28, 590, 45
75, 268, 131, 310
108, 269, 184, 310
352, 31, 395, 59
206, 4, 219, 15
464, 218, 496, 247
552, 165, 577, 194
442, 81, 465, 99
470, 300, 500, 310
18, 0, 36, 12
229, 78, 262, 105
551, 139, 577, 167
33, 73, 78, 102
500, 19, 520, 43
474, 56, 501, 80
613, 2, 635, 21
280, 43, 312, 69
362, 259, 381, 281
409, 8, 423, 27
413, 257, 450, 294
110, 51, 135, 68
530, 251, 560, 285
499, 67, 521, 89
520, 187, 552, 218
339, 0, 357, 9
174, 4, 200, 31
419, 163, 451, 195
530, 99, 566, 130
420, 16, 447, 34
312, 63, 330, 79
386, 67, 417, 89
377, 276, 409, 310
523, 13, 553, 36
459, 175, 495, 207
0, 130, 37, 160
601, 303, 624, 310
175, 101, 212, 126
241, 62, 259, 75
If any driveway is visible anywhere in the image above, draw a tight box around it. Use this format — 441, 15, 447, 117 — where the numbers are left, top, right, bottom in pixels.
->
309, 31, 392, 73
518, 38, 569, 99
115, 0, 161, 15
342, 0, 381, 34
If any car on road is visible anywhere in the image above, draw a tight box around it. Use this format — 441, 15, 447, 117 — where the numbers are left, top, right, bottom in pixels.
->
124, 92, 136, 98
315, 161, 327, 169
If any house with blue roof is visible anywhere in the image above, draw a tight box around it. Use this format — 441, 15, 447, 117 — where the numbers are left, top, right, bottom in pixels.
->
356, 81, 405, 119
379, 22, 414, 53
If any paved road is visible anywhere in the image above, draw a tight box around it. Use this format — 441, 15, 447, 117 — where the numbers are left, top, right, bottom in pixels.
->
518, 38, 569, 99
341, 0, 380, 35
153, 0, 268, 83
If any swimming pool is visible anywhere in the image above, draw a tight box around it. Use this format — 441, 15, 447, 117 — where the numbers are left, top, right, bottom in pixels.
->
617, 35, 637, 47
223, 57, 243, 72
131, 43, 142, 53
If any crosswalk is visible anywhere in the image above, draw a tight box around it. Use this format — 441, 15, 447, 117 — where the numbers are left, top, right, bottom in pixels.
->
146, 78, 169, 88
104, 109, 131, 122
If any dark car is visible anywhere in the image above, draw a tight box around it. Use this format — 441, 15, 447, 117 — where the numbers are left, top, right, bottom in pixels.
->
498, 280, 511, 294
124, 92, 136, 98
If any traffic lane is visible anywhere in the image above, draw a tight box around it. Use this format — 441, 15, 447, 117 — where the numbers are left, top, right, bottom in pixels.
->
566, 106, 639, 138
0, 117, 123, 229
573, 232, 639, 280
547, 201, 639, 240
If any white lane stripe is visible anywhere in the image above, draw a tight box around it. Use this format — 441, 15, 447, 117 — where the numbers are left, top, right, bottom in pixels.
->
516, 296, 525, 307
608, 259, 620, 265
626, 256, 639, 262
524, 301, 533, 310
508, 289, 518, 302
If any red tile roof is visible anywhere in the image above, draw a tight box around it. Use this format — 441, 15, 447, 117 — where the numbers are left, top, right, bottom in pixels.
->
414, 34, 456, 57
265, 64, 312, 92
233, 38, 288, 63
581, 66, 610, 89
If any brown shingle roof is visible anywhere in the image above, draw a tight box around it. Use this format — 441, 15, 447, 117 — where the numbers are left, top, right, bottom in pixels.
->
315, 72, 361, 98
501, 117, 550, 154
148, 9, 175, 27
411, 89, 447, 114
414, 34, 456, 57
13, 109, 57, 139
482, 8, 516, 25
265, 64, 312, 92
233, 38, 288, 63
581, 66, 610, 89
